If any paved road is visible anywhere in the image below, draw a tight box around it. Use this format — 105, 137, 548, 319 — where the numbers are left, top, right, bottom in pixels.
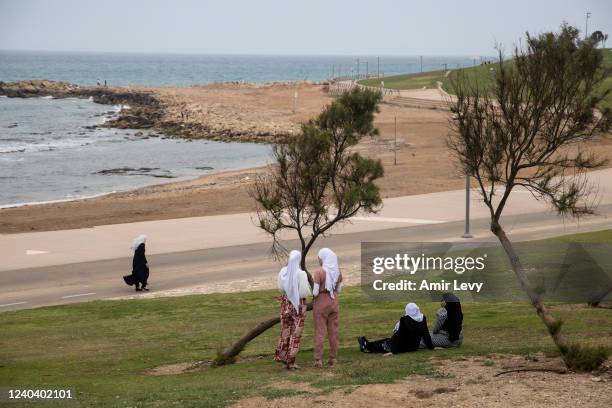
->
2, 204, 612, 311
1, 168, 611, 311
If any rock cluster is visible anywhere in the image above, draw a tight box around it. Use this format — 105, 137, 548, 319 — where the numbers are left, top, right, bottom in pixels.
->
0, 80, 291, 144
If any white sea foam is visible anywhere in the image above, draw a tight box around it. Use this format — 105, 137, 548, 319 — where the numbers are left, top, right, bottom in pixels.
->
0, 191, 118, 209
0, 137, 109, 154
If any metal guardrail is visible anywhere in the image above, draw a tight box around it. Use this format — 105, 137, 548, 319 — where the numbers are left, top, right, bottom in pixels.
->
327, 80, 449, 110
328, 80, 400, 96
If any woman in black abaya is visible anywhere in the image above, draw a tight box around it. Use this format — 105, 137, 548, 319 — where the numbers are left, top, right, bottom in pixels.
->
426, 292, 463, 347
131, 234, 150, 291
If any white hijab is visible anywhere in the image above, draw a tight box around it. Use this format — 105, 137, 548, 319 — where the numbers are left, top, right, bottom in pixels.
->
394, 302, 424, 333
405, 302, 423, 322
279, 250, 302, 313
132, 234, 147, 251
318, 248, 340, 298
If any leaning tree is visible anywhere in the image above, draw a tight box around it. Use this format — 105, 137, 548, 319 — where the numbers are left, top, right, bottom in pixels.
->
214, 88, 384, 365
448, 24, 611, 368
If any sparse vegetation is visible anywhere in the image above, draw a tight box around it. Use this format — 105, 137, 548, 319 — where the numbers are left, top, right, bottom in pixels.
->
562, 344, 609, 372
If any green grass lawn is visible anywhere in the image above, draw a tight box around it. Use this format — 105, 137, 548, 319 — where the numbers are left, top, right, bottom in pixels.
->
358, 70, 446, 90
599, 48, 612, 110
360, 49, 612, 110
444, 49, 612, 110
1, 230, 611, 407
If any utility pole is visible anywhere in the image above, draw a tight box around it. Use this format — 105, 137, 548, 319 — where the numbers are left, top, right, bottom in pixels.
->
442, 63, 447, 72
394, 116, 398, 166
366, 60, 369, 78
462, 175, 472, 238
585, 11, 591, 39
420, 55, 423, 73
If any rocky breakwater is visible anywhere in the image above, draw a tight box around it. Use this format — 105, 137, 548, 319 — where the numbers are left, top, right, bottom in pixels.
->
0, 80, 294, 143
0, 80, 162, 130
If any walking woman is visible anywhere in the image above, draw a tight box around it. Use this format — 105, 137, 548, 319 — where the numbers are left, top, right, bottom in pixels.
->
428, 292, 464, 348
131, 234, 149, 292
313, 248, 343, 367
275, 250, 312, 370
358, 303, 434, 355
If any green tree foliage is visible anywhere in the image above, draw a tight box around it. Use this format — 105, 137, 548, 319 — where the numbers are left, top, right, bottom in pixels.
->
448, 23, 611, 368
252, 88, 384, 273
214, 88, 384, 365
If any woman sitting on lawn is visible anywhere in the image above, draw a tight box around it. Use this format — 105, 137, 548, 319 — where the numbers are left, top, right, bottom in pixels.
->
274, 250, 312, 370
358, 303, 434, 355
424, 292, 464, 348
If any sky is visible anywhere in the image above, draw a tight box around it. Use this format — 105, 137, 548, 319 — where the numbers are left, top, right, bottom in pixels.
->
0, 0, 610, 56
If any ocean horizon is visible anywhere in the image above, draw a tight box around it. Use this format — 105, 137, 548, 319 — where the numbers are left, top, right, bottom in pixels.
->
0, 51, 490, 206
0, 50, 489, 86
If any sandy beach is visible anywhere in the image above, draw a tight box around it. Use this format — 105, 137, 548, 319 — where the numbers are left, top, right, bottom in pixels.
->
2, 81, 611, 234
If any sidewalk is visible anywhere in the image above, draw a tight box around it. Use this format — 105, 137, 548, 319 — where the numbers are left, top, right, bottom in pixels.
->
2, 168, 611, 271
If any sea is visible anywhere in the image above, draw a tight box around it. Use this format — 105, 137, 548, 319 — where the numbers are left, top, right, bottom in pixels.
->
0, 51, 481, 207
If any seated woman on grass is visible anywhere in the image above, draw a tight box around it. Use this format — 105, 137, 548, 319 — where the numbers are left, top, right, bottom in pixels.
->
422, 292, 464, 348
358, 303, 434, 355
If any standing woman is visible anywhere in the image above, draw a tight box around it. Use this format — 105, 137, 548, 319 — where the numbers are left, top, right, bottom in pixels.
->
275, 250, 312, 370
131, 234, 150, 292
313, 248, 343, 367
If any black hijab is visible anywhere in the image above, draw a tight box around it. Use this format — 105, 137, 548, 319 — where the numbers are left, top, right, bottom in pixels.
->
441, 292, 463, 342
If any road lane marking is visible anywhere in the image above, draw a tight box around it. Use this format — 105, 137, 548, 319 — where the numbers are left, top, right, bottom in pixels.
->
26, 249, 50, 255
351, 216, 445, 224
0, 301, 27, 307
61, 292, 96, 299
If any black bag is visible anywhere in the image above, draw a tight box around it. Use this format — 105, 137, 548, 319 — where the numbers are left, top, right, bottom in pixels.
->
123, 274, 136, 286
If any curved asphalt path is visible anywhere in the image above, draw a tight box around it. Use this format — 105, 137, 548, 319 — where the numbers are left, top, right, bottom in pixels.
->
2, 204, 612, 311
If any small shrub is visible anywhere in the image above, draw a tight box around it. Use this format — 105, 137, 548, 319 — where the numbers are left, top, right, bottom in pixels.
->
562, 344, 609, 372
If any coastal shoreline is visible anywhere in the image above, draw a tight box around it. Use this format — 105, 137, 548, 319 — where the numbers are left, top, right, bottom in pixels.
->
0, 79, 315, 144
2, 79, 611, 234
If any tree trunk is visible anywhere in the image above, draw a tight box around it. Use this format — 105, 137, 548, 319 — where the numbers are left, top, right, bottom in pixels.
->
588, 283, 612, 307
213, 302, 313, 366
491, 222, 568, 354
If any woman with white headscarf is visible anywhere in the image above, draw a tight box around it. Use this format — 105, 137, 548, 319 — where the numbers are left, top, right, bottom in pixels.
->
358, 303, 434, 355
312, 248, 343, 367
274, 250, 312, 370
129, 234, 149, 291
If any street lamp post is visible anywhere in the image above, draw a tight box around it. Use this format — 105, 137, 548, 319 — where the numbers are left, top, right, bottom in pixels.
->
585, 11, 591, 39
394, 116, 398, 166
462, 175, 472, 238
